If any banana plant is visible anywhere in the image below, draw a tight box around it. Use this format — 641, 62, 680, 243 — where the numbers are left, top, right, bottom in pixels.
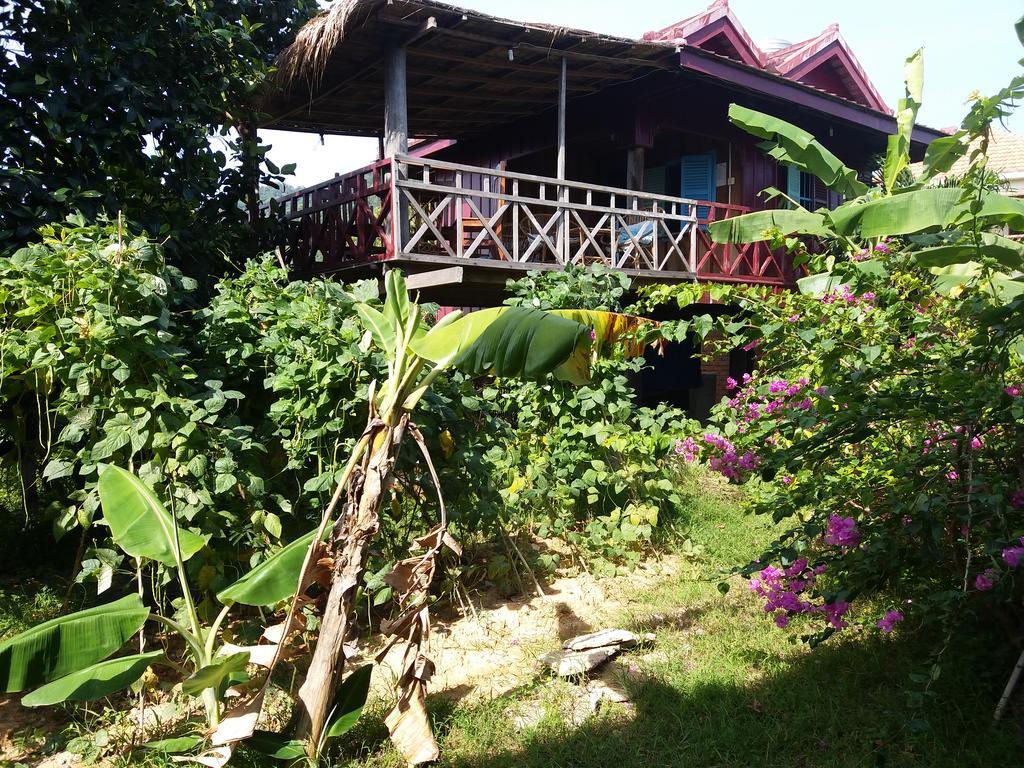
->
249, 270, 656, 762
709, 41, 1024, 285
0, 464, 367, 765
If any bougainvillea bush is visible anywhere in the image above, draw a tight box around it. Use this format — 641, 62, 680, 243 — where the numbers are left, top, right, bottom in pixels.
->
644, 43, 1024, 682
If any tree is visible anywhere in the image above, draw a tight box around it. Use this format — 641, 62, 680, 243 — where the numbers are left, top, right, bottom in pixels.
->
0, 0, 316, 276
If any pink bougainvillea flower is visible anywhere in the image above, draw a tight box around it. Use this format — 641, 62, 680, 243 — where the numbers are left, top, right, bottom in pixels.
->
945, 470, 959, 482
725, 376, 738, 391
824, 515, 861, 548
1005, 385, 1021, 397
970, 436, 983, 450
877, 610, 903, 633
974, 572, 994, 591
1002, 545, 1024, 569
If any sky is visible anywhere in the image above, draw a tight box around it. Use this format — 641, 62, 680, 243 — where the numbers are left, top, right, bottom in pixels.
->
263, 0, 1024, 188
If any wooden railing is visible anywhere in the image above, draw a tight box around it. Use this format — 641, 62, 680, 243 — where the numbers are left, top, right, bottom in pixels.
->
278, 156, 791, 286
277, 158, 393, 275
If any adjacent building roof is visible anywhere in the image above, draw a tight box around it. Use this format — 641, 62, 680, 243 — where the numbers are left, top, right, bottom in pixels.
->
911, 130, 1024, 196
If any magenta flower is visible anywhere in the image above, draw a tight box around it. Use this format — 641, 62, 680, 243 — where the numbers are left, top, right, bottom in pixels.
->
787, 314, 800, 323
1002, 545, 1024, 569
974, 572, 994, 591
970, 436, 983, 450
1006, 385, 1021, 397
824, 515, 861, 548
726, 376, 738, 391
877, 610, 903, 633
780, 475, 793, 486
674, 437, 700, 463
874, 243, 891, 254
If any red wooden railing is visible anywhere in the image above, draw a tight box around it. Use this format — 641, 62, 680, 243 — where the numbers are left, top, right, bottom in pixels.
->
276, 156, 792, 286
277, 158, 393, 276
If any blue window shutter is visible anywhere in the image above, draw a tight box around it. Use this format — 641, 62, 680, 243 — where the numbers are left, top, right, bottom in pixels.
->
680, 152, 715, 220
786, 166, 801, 207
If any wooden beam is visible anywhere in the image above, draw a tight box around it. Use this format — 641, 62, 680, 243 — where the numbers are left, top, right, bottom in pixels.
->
405, 266, 465, 290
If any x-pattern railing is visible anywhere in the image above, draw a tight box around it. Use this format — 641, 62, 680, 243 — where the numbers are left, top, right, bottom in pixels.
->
277, 155, 791, 286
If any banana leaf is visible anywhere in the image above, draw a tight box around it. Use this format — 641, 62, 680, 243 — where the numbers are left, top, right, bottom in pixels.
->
708, 208, 831, 243
216, 529, 317, 607
98, 465, 205, 566
325, 664, 373, 739
883, 50, 923, 193
182, 652, 250, 695
0, 593, 149, 692
21, 650, 162, 706
411, 306, 589, 382
913, 232, 1024, 270
728, 104, 867, 198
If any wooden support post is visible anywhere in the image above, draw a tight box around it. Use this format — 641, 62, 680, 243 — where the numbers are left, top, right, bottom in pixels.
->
625, 146, 645, 211
385, 43, 410, 251
557, 56, 567, 262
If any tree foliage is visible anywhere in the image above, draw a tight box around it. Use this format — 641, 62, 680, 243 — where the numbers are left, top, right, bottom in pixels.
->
0, 0, 316, 273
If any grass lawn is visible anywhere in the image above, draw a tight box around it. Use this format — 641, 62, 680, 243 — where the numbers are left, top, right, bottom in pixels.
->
318, 490, 1024, 768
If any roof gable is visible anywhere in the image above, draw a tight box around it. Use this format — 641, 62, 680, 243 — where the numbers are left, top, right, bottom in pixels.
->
767, 25, 889, 113
643, 0, 762, 67
645, 2, 889, 114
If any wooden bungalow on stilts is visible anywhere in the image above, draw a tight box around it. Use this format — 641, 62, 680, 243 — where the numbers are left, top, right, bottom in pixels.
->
258, 0, 944, 411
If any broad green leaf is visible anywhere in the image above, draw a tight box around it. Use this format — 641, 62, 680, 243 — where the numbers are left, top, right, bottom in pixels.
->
325, 664, 373, 739
98, 465, 205, 566
831, 188, 960, 238
708, 208, 831, 243
796, 273, 843, 296
21, 651, 162, 706
383, 270, 411, 331
354, 303, 396, 358
217, 530, 316, 606
140, 736, 204, 754
918, 132, 967, 183
246, 731, 308, 760
832, 189, 1024, 239
913, 232, 1024, 270
0, 594, 149, 693
181, 652, 249, 695
728, 104, 868, 198
883, 49, 923, 194
411, 307, 589, 381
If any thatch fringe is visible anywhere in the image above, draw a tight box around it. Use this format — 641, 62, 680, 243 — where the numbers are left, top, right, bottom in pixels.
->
273, 0, 384, 90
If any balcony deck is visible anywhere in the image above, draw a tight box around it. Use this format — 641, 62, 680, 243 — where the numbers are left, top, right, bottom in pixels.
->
276, 156, 793, 292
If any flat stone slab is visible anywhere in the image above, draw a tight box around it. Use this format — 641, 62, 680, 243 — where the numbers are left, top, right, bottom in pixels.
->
562, 629, 653, 652
540, 647, 617, 677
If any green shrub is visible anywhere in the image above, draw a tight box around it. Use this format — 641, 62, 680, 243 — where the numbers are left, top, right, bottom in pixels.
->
487, 265, 702, 573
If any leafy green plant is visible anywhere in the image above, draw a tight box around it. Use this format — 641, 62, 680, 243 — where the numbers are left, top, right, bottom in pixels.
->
0, 462, 369, 764
487, 265, 700, 574
640, 26, 1024, 720
259, 270, 657, 761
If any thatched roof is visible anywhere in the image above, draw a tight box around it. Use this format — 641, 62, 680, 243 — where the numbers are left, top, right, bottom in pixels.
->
260, 0, 679, 137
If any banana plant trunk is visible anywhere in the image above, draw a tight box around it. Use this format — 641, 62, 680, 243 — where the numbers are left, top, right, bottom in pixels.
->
294, 413, 408, 752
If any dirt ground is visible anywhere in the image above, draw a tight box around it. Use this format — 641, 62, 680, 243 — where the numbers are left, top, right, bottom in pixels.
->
369, 552, 686, 702
0, 551, 686, 765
